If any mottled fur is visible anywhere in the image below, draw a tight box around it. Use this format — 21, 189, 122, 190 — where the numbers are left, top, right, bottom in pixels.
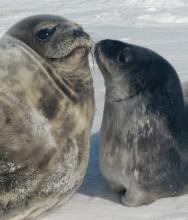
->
0, 15, 94, 219
95, 39, 188, 206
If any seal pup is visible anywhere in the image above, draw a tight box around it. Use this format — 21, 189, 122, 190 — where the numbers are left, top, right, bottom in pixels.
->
0, 15, 94, 219
95, 39, 188, 206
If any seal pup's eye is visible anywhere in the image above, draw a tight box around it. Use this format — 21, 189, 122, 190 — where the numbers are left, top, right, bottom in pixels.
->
36, 26, 57, 41
118, 50, 134, 65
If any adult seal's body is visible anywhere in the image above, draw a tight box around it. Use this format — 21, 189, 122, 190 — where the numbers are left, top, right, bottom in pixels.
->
95, 39, 188, 206
0, 15, 94, 219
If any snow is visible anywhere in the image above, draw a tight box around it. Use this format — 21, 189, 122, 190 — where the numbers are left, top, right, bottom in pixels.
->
1, 0, 188, 219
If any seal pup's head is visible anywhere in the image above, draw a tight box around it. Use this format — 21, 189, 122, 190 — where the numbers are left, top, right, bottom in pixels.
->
95, 39, 183, 102
6, 14, 92, 72
95, 39, 186, 132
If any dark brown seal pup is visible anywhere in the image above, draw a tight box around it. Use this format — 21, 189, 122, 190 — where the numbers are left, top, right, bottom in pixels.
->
0, 15, 94, 219
95, 39, 188, 206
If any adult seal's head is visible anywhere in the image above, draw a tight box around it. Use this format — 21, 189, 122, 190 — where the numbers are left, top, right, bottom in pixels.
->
7, 14, 91, 71
0, 15, 94, 219
95, 39, 188, 206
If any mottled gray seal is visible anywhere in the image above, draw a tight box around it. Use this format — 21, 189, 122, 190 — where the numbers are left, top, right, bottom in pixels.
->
95, 39, 188, 206
0, 15, 94, 219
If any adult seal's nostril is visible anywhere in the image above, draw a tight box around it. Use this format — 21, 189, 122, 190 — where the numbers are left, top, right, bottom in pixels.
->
73, 29, 85, 37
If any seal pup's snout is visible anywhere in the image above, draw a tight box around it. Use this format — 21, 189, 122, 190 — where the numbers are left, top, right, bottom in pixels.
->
94, 39, 132, 81
95, 39, 130, 59
95, 39, 116, 59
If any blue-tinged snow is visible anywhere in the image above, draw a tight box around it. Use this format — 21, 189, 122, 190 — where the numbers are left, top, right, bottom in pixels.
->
1, 0, 188, 219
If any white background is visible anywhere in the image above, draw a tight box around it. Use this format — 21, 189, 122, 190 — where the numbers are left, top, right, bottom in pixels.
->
1, 0, 188, 219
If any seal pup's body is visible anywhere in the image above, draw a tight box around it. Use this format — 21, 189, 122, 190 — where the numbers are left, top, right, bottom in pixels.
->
0, 15, 94, 219
95, 39, 188, 206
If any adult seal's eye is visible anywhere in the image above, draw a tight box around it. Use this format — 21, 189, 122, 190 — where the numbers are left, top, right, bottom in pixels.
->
36, 26, 56, 41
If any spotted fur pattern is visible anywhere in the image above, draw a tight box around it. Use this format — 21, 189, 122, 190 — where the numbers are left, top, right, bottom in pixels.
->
0, 33, 94, 219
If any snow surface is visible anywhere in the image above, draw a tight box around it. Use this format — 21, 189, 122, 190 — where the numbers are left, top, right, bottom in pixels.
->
1, 0, 188, 219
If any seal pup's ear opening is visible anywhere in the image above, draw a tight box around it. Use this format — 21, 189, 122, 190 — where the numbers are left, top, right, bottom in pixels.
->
117, 47, 134, 66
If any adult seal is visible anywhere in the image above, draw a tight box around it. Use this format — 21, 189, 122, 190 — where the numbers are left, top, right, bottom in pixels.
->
95, 39, 188, 206
0, 15, 94, 219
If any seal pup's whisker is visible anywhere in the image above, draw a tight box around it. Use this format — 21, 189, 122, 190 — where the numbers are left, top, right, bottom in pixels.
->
90, 51, 96, 76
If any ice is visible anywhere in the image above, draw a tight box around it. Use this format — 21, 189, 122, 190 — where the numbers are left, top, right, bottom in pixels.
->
0, 0, 188, 219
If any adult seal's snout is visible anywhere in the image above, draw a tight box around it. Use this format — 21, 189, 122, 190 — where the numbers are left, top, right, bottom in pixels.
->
0, 14, 94, 219
72, 29, 88, 38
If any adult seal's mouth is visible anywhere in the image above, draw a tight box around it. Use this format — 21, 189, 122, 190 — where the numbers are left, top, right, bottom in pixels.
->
50, 38, 92, 62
